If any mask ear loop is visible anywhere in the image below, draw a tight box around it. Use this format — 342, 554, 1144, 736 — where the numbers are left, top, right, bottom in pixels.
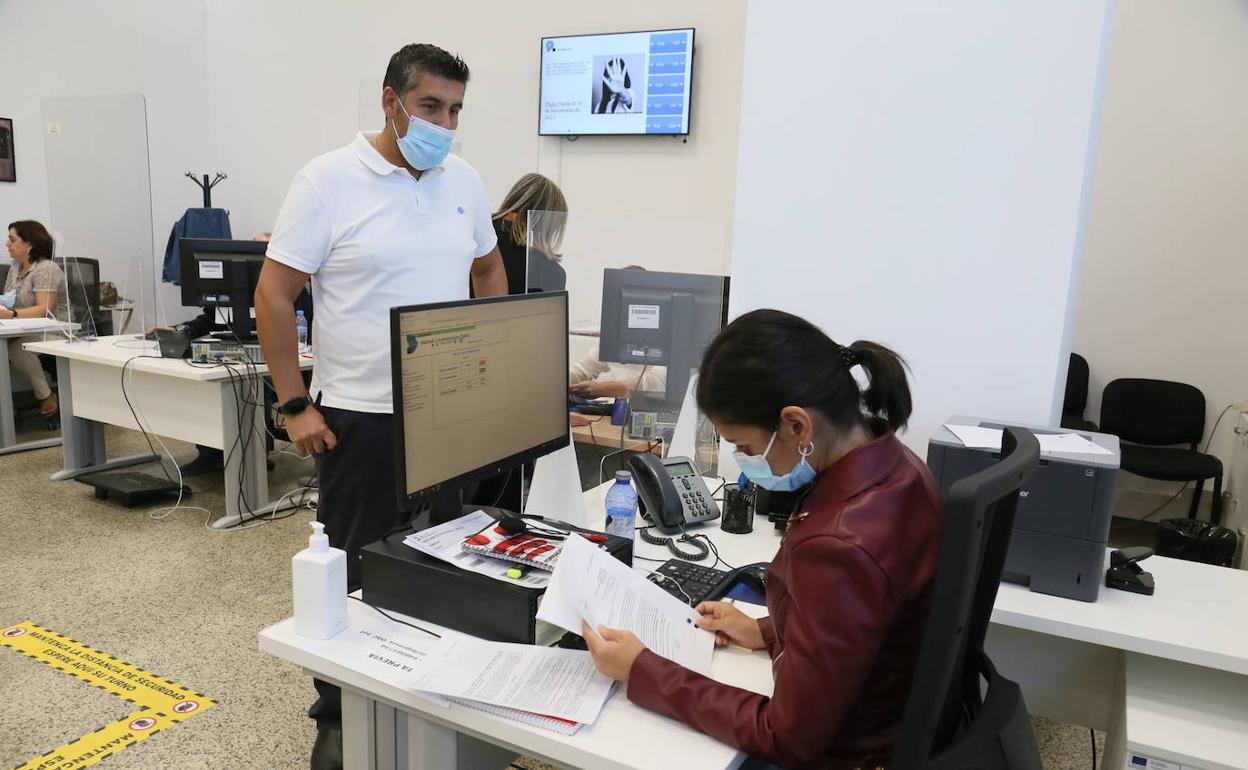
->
799, 441, 814, 458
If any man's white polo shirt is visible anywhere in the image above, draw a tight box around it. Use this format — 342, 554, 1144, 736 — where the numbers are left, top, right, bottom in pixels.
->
266, 132, 497, 413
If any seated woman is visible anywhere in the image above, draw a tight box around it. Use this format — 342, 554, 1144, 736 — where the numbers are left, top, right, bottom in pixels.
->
581, 309, 944, 770
484, 173, 568, 296
3, 221, 66, 417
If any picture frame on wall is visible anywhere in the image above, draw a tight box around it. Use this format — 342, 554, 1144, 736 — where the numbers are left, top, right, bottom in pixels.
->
0, 118, 14, 183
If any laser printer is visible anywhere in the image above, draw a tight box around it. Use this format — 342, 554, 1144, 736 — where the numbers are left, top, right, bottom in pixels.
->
927, 415, 1120, 602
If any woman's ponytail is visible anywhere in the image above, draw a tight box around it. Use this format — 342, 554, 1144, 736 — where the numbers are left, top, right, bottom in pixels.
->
848, 341, 912, 432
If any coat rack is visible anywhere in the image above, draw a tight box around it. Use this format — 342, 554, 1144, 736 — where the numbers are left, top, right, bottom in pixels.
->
185, 171, 228, 207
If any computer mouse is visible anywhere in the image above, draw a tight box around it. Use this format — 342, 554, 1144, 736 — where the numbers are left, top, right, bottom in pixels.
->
735, 563, 768, 593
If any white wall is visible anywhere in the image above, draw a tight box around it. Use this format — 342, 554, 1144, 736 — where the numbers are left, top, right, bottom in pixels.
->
1072, 0, 1248, 483
728, 0, 1114, 455
1, 0, 744, 326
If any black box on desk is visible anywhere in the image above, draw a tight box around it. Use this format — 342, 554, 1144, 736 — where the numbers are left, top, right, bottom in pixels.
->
360, 511, 632, 644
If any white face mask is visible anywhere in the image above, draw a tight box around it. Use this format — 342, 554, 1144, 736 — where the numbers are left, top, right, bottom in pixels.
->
732, 431, 817, 492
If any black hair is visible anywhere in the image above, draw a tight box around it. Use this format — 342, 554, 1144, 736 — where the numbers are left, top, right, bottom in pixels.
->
8, 220, 55, 262
383, 43, 470, 96
696, 309, 913, 434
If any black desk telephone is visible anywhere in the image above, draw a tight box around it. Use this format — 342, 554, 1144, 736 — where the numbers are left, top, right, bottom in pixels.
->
627, 454, 721, 534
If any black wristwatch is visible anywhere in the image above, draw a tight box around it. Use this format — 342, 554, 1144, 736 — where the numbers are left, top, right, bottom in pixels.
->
277, 396, 312, 416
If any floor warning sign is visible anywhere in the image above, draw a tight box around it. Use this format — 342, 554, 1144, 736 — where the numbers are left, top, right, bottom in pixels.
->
2, 621, 217, 770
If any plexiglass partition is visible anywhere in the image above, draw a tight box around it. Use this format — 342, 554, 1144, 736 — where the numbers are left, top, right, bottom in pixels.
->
42, 94, 156, 339
529, 209, 730, 486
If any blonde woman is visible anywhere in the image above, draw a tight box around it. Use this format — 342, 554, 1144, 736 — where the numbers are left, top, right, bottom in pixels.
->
485, 173, 568, 295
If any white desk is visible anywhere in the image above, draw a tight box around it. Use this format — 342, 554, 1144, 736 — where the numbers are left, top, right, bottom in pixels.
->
0, 320, 78, 456
260, 479, 1248, 769
259, 480, 780, 770
25, 335, 314, 529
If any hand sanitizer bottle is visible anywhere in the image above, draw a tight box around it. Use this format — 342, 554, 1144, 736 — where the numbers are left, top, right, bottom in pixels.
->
292, 521, 347, 639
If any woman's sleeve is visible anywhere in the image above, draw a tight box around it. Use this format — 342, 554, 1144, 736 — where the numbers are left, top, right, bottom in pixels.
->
627, 536, 895, 768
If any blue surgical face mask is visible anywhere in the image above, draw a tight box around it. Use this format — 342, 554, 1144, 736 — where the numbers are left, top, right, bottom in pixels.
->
392, 100, 454, 171
733, 431, 817, 492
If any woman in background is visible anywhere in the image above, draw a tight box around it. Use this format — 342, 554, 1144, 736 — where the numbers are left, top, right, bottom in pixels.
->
486, 173, 568, 295
3, 220, 66, 417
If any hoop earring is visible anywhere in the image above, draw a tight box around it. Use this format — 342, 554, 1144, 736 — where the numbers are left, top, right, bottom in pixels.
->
799, 441, 814, 457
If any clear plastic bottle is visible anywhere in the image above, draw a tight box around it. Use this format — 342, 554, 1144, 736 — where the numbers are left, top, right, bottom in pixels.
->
295, 310, 309, 352
604, 470, 638, 550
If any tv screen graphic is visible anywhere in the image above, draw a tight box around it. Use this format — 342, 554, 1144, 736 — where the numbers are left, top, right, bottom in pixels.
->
539, 28, 694, 136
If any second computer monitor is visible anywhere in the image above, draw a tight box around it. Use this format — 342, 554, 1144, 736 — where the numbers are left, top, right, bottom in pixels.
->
391, 292, 570, 520
178, 238, 266, 340
598, 268, 729, 404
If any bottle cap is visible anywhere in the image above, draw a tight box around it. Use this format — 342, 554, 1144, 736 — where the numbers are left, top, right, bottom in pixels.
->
615, 470, 632, 481
308, 521, 329, 552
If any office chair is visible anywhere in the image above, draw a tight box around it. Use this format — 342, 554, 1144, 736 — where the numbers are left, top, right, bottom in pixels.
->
1100, 378, 1222, 525
0, 263, 9, 290
55, 257, 107, 335
893, 426, 1042, 770
1060, 353, 1096, 431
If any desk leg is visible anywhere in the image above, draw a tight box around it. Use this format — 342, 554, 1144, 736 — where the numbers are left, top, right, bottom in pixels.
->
0, 339, 15, 448
212, 374, 300, 529
49, 356, 153, 479
343, 689, 379, 770
400, 712, 458, 770
0, 339, 64, 456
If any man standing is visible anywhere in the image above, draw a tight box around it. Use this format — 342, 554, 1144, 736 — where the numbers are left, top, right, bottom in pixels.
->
255, 44, 506, 769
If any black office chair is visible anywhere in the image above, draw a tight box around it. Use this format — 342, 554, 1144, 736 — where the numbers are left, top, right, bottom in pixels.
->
893, 426, 1042, 770
1099, 378, 1223, 525
0, 263, 9, 290
55, 257, 108, 336
1060, 353, 1096, 431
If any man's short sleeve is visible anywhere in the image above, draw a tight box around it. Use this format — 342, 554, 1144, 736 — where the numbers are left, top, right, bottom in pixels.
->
265, 175, 332, 274
470, 174, 498, 259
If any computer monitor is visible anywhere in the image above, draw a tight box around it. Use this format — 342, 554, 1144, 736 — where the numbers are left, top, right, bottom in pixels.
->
392, 292, 570, 523
178, 238, 265, 341
598, 268, 729, 404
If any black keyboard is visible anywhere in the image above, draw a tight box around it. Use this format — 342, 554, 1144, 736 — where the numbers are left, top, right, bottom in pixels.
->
648, 559, 734, 606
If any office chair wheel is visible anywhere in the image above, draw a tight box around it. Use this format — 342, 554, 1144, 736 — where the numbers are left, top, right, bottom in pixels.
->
46, 415, 60, 431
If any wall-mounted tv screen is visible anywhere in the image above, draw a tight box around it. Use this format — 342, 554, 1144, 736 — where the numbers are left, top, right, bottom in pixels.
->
539, 28, 694, 137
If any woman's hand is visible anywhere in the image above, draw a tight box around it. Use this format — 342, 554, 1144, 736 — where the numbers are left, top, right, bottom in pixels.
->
570, 380, 630, 400
581, 621, 645, 683
695, 601, 766, 650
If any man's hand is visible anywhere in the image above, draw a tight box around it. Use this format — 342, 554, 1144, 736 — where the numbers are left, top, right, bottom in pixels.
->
285, 406, 338, 455
581, 621, 645, 683
695, 601, 766, 650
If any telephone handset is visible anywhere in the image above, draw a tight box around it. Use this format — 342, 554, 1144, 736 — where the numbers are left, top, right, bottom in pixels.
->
627, 453, 721, 535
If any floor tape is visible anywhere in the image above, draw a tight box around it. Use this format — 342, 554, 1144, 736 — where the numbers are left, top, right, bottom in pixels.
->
2, 621, 216, 770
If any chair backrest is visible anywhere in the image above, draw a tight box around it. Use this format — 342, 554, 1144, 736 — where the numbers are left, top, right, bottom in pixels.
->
1099, 378, 1205, 447
55, 257, 101, 328
0, 263, 9, 290
893, 427, 1040, 769
1062, 353, 1089, 417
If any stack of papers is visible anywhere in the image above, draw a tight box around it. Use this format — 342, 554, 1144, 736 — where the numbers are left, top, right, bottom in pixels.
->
401, 509, 551, 589
314, 613, 613, 731
942, 424, 1113, 457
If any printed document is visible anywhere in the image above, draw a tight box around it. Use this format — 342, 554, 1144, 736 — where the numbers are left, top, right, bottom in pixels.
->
402, 509, 551, 588
410, 635, 614, 725
536, 534, 715, 675
943, 424, 1113, 457
301, 615, 449, 708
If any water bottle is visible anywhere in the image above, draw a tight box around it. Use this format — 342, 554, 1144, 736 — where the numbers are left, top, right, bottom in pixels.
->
295, 310, 308, 352
604, 470, 638, 550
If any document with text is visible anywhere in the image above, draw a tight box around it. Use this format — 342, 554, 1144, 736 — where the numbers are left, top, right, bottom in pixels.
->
536, 534, 715, 675
410, 634, 614, 725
